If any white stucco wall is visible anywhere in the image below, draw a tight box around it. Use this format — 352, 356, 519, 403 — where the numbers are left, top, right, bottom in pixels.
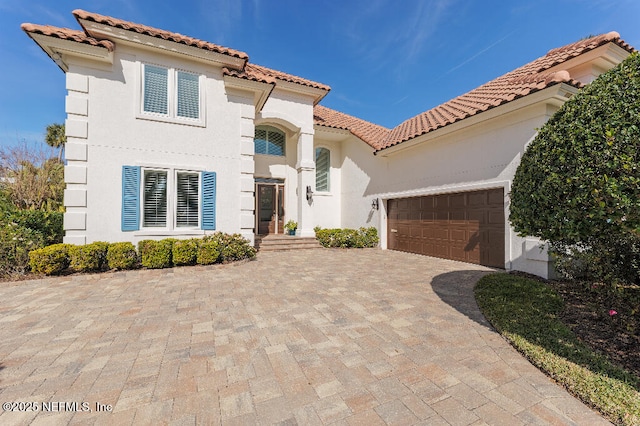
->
311, 138, 342, 229
338, 101, 560, 277
64, 45, 253, 244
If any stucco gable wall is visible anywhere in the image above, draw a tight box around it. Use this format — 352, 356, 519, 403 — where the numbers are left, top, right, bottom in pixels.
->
64, 45, 250, 244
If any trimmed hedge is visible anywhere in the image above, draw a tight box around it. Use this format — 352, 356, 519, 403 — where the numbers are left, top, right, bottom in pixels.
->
106, 242, 138, 270
315, 227, 379, 248
69, 242, 109, 272
197, 238, 221, 265
173, 239, 198, 266
26, 233, 256, 276
29, 243, 72, 275
139, 239, 174, 269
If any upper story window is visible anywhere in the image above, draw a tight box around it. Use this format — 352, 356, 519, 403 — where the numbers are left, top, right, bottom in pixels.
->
254, 125, 285, 156
141, 64, 202, 123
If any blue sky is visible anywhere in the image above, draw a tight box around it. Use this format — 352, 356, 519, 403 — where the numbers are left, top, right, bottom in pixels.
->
1, 0, 639, 148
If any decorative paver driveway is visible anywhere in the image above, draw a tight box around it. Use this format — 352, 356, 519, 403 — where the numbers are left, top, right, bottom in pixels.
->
0, 249, 608, 425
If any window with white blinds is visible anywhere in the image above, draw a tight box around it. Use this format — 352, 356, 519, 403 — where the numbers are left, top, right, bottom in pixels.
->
254, 126, 285, 156
177, 72, 199, 119
176, 172, 199, 227
143, 65, 168, 115
122, 166, 216, 232
143, 170, 168, 227
141, 64, 201, 122
315, 147, 330, 192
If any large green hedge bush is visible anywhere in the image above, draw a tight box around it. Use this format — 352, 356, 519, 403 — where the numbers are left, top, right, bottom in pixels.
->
510, 52, 640, 284
315, 227, 379, 248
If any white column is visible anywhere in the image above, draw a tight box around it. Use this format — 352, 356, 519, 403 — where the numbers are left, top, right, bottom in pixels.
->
296, 130, 315, 237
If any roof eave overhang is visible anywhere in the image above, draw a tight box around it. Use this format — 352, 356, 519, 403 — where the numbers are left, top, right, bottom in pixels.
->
275, 80, 330, 105
543, 43, 632, 76
376, 83, 579, 157
77, 19, 246, 69
313, 124, 353, 141
26, 32, 113, 72
223, 75, 275, 113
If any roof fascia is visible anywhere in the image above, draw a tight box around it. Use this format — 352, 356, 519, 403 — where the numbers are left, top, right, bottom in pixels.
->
27, 32, 113, 72
274, 80, 329, 105
376, 83, 578, 157
313, 124, 352, 142
223, 75, 275, 113
78, 19, 246, 69
543, 43, 631, 77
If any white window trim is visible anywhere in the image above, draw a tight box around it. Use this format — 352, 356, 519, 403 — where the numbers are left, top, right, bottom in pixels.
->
136, 63, 206, 127
139, 166, 202, 232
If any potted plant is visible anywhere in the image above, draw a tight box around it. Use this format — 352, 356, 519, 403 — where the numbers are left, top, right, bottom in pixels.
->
284, 220, 297, 236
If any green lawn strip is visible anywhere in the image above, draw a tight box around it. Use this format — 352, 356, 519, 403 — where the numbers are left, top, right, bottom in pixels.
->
475, 273, 640, 426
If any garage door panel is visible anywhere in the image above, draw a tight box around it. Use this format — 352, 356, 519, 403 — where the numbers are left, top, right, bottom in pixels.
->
488, 190, 504, 205
468, 192, 486, 206
467, 210, 486, 224
436, 211, 448, 221
388, 188, 505, 268
433, 228, 449, 240
450, 228, 466, 242
422, 211, 435, 222
450, 193, 466, 208
450, 210, 466, 223
488, 211, 504, 224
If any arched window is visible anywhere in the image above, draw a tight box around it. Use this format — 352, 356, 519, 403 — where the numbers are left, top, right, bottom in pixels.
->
254, 125, 285, 156
315, 147, 330, 192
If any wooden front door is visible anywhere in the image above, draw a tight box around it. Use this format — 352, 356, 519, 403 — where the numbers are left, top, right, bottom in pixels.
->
257, 183, 284, 235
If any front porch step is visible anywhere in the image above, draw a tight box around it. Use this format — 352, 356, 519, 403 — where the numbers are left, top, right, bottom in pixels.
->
255, 235, 322, 251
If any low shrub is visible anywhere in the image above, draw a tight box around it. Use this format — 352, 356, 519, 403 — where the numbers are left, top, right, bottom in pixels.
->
28, 243, 71, 275
315, 227, 379, 248
197, 238, 221, 265
139, 239, 173, 269
69, 241, 109, 272
106, 242, 138, 270
218, 233, 256, 262
173, 238, 198, 266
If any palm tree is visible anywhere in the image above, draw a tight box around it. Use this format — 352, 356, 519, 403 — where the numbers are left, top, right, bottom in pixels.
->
45, 123, 66, 162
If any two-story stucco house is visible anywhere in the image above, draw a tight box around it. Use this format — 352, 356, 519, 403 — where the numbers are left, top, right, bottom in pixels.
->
22, 10, 633, 278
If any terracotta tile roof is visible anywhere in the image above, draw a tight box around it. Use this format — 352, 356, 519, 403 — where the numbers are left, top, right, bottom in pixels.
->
21, 23, 115, 51
377, 32, 634, 152
72, 9, 248, 61
247, 64, 331, 92
314, 105, 390, 149
222, 67, 276, 85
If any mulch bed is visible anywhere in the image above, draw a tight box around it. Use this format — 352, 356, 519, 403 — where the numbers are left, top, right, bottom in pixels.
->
549, 279, 640, 380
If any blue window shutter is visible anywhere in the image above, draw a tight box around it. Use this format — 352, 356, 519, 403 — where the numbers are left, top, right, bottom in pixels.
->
201, 171, 216, 230
122, 166, 140, 231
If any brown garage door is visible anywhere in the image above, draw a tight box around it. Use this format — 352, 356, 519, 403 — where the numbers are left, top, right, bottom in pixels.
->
387, 188, 505, 268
